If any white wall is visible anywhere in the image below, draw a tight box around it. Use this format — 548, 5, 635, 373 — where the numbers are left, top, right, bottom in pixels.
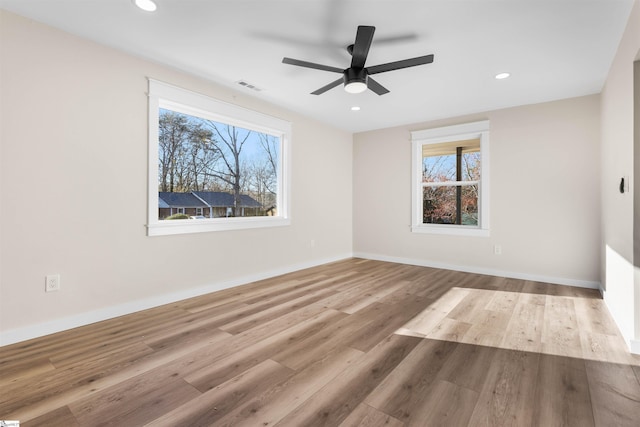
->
353, 95, 601, 287
600, 0, 640, 351
0, 11, 353, 345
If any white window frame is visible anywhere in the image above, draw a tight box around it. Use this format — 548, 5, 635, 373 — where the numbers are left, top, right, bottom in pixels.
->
411, 120, 490, 237
147, 79, 292, 236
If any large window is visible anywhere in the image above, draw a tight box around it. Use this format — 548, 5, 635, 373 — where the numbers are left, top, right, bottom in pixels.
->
147, 80, 291, 236
411, 121, 489, 236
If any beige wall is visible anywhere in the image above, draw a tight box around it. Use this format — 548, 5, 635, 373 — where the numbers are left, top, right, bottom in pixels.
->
600, 0, 640, 349
0, 11, 353, 343
353, 95, 601, 286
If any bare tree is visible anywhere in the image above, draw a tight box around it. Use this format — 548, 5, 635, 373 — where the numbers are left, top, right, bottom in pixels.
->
186, 127, 218, 191
159, 111, 190, 192
159, 110, 217, 192
203, 122, 252, 216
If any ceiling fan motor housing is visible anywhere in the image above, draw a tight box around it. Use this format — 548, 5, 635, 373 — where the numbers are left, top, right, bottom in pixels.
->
344, 68, 367, 85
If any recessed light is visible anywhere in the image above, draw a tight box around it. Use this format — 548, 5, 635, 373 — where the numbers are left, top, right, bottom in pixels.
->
495, 72, 510, 80
351, 106, 361, 111
133, 0, 157, 12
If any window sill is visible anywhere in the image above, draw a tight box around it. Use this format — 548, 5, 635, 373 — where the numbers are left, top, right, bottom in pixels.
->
147, 217, 290, 236
411, 224, 490, 237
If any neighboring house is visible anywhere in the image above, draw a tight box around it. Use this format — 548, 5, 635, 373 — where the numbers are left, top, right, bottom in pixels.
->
192, 191, 262, 218
158, 191, 263, 219
158, 192, 208, 219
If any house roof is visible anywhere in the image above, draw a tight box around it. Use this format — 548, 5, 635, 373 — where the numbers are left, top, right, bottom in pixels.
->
159, 191, 261, 208
158, 192, 207, 208
158, 198, 170, 209
193, 191, 262, 208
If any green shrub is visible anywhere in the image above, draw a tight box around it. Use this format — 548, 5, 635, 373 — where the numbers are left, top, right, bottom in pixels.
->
165, 213, 190, 220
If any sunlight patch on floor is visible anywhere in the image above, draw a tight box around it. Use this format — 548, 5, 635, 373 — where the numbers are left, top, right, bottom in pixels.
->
394, 286, 639, 366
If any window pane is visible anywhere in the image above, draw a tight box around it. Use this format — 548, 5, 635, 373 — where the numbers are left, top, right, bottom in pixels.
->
422, 138, 480, 183
462, 151, 481, 181
158, 108, 279, 220
423, 154, 456, 182
423, 184, 479, 225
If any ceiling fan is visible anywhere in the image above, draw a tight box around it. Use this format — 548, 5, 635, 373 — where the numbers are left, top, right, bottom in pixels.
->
282, 25, 434, 96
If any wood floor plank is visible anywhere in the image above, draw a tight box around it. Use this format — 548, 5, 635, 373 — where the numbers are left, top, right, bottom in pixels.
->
435, 341, 497, 393
0, 357, 56, 387
22, 406, 80, 427
532, 353, 595, 427
425, 317, 473, 342
338, 403, 404, 427
270, 301, 396, 370
484, 288, 520, 314
579, 330, 636, 364
274, 334, 422, 426
467, 348, 540, 426
347, 295, 436, 352
584, 358, 640, 426
401, 287, 468, 336
500, 300, 545, 353
364, 338, 459, 421
541, 295, 583, 358
214, 346, 364, 426
405, 379, 479, 427
218, 285, 338, 334
69, 376, 200, 426
460, 309, 512, 347
446, 289, 494, 323
144, 359, 294, 427
573, 296, 621, 336
184, 308, 347, 392
337, 280, 408, 314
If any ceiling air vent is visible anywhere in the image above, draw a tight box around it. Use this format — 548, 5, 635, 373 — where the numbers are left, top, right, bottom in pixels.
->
236, 80, 263, 92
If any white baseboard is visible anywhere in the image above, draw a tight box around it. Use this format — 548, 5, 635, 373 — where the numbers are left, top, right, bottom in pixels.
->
353, 252, 601, 289
599, 286, 640, 355
0, 253, 353, 347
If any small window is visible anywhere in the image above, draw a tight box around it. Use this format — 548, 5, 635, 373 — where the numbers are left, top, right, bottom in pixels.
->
147, 80, 291, 236
411, 121, 489, 236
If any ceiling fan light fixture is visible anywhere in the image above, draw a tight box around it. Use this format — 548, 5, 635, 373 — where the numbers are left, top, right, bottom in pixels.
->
133, 0, 157, 12
343, 68, 368, 94
495, 72, 510, 80
344, 81, 367, 94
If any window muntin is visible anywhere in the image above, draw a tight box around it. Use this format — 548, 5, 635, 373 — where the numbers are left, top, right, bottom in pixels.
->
147, 80, 291, 236
411, 121, 489, 236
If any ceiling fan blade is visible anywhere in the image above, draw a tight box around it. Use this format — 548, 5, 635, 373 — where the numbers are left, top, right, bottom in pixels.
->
367, 54, 434, 75
311, 77, 344, 95
350, 26, 375, 69
282, 57, 343, 73
367, 77, 390, 95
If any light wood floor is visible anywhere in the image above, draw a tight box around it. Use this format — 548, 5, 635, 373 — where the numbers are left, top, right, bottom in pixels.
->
2, 258, 640, 426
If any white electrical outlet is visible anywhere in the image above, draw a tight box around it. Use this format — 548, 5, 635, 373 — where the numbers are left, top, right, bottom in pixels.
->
494, 245, 502, 255
45, 274, 60, 292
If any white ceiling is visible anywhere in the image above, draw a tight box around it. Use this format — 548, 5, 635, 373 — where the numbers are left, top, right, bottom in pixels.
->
0, 0, 634, 133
